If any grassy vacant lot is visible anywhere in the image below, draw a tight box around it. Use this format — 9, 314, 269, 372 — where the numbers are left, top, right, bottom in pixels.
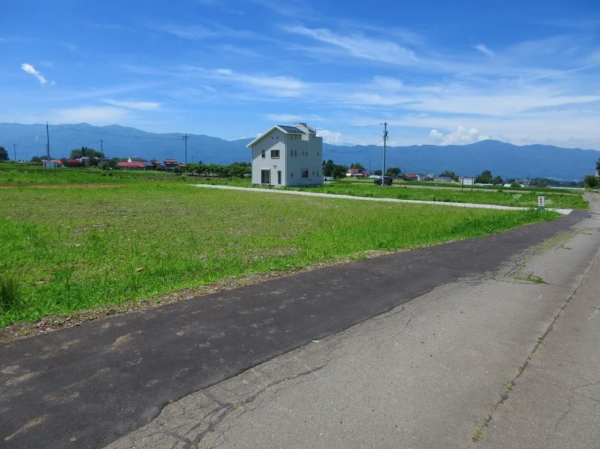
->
287, 183, 587, 210
0, 183, 559, 326
0, 163, 182, 185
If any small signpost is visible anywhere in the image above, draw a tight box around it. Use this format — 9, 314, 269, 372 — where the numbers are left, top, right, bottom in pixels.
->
538, 196, 545, 211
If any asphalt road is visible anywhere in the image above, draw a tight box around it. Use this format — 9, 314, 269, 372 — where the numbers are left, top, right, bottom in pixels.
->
0, 210, 586, 448
108, 195, 600, 449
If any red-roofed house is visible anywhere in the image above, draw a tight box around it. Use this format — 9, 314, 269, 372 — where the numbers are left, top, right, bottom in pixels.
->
404, 174, 420, 181
65, 159, 83, 167
118, 161, 146, 170
164, 159, 178, 170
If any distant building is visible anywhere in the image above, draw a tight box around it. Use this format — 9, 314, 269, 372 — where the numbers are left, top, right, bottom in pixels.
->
404, 174, 420, 181
128, 157, 153, 169
434, 176, 454, 183
118, 161, 146, 170
164, 159, 178, 170
346, 168, 361, 177
247, 123, 323, 187
65, 159, 83, 167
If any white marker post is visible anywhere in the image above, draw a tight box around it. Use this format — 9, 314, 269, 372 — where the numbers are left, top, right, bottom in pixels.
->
538, 196, 545, 211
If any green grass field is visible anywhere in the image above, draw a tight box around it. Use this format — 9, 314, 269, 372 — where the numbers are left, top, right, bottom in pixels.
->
0, 182, 560, 326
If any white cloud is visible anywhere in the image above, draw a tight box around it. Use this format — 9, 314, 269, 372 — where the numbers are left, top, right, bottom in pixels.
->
102, 99, 161, 110
429, 126, 489, 145
53, 106, 130, 124
473, 43, 494, 57
318, 129, 344, 144
283, 25, 417, 65
21, 63, 47, 85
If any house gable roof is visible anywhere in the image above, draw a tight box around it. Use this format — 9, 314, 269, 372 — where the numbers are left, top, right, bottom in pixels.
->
247, 124, 316, 148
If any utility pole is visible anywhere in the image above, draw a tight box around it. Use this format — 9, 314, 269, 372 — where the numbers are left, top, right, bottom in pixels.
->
100, 139, 104, 158
13, 144, 16, 162
182, 133, 188, 166
46, 122, 51, 161
380, 122, 388, 187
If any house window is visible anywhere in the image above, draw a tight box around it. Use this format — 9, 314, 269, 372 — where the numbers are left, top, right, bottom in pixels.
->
294, 150, 297, 157
271, 150, 280, 159
290, 150, 293, 156
302, 169, 308, 178
261, 150, 266, 159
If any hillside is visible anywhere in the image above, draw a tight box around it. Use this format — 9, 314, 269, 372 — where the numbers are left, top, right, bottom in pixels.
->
1, 123, 598, 179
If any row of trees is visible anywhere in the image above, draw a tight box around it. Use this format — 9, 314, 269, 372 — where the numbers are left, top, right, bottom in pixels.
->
584, 158, 600, 188
474, 170, 503, 185
185, 162, 251, 177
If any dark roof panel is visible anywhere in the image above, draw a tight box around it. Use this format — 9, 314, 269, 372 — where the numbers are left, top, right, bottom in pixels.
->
278, 125, 304, 134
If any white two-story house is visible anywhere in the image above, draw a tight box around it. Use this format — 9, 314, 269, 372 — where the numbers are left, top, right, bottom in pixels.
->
247, 123, 323, 187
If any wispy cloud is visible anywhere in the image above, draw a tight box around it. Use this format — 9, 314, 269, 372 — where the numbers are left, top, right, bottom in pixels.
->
102, 99, 161, 110
21, 63, 47, 85
248, 0, 317, 18
212, 68, 304, 95
265, 114, 303, 122
85, 21, 131, 31
265, 113, 324, 122
153, 22, 256, 40
472, 43, 494, 57
284, 24, 417, 65
53, 106, 130, 124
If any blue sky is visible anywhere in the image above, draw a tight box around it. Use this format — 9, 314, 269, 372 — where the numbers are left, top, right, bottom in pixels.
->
1, 0, 600, 148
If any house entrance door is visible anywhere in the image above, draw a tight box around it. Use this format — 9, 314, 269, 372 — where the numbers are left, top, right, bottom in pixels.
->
261, 169, 271, 184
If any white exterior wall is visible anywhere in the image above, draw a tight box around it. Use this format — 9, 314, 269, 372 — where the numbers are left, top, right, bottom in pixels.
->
250, 127, 323, 187
284, 134, 323, 187
251, 128, 287, 186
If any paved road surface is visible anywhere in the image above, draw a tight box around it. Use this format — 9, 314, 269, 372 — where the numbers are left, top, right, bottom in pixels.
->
0, 200, 593, 448
106, 194, 600, 449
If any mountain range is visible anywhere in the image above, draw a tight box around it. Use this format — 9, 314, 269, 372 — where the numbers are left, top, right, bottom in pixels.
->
1, 122, 598, 180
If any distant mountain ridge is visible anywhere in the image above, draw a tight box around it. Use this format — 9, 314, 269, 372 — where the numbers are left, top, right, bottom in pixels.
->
1, 122, 598, 180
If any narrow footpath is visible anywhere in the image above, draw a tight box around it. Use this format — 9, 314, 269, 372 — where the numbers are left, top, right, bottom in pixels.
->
192, 183, 574, 215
